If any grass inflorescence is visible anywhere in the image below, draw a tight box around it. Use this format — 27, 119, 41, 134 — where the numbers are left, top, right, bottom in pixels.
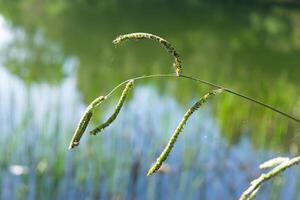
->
68, 32, 300, 199
147, 89, 223, 176
113, 32, 182, 76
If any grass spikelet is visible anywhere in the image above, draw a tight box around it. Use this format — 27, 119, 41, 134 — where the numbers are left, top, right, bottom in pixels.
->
259, 157, 289, 169
147, 89, 223, 176
68, 95, 106, 149
113, 32, 182, 76
90, 80, 134, 135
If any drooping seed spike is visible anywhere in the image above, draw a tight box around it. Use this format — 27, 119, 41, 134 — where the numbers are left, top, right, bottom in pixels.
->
113, 32, 182, 76
147, 89, 223, 176
68, 96, 106, 149
90, 80, 134, 135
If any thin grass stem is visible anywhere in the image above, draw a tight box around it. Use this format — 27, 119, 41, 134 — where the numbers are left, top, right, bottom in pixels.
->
104, 73, 300, 124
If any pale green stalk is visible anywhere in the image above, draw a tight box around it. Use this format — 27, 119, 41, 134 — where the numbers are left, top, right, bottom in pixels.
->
239, 156, 300, 200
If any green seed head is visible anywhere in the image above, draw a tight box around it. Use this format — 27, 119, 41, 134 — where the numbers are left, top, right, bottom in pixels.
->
113, 32, 182, 76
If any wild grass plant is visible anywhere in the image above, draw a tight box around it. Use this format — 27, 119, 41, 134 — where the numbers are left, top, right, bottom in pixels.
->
68, 33, 300, 199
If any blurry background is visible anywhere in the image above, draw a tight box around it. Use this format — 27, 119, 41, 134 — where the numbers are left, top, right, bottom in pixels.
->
0, 1, 300, 199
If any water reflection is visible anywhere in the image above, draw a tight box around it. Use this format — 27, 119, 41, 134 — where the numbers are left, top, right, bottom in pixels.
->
0, 66, 299, 199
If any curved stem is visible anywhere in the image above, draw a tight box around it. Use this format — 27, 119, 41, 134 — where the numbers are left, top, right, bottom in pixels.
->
104, 73, 300, 124
179, 74, 300, 124
105, 73, 176, 98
